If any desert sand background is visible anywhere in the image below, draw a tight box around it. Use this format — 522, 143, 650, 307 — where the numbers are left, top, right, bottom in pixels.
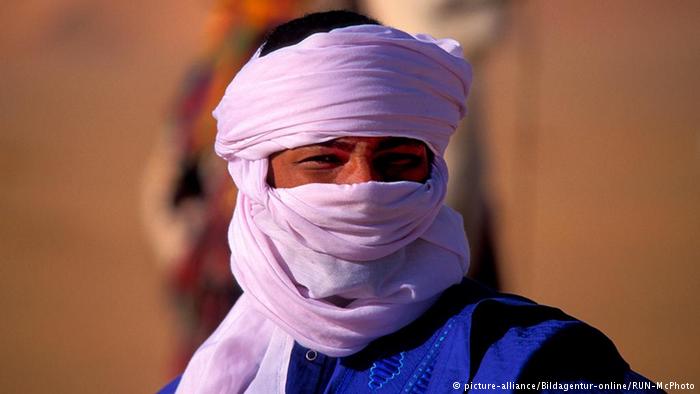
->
1, 1, 698, 392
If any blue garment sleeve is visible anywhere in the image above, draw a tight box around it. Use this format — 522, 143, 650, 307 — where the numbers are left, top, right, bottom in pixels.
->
156, 375, 181, 394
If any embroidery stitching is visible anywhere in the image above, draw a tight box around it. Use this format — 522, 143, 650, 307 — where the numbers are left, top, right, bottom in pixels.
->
368, 351, 406, 390
403, 317, 457, 393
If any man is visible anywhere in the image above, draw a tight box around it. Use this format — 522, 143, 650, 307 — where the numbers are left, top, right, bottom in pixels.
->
160, 10, 660, 393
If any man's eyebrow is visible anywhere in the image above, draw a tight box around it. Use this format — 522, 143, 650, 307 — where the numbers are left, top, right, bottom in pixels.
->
313, 139, 355, 151
295, 137, 427, 152
376, 137, 426, 151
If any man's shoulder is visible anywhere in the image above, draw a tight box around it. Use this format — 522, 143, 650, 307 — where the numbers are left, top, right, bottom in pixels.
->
441, 280, 623, 361
384, 278, 661, 392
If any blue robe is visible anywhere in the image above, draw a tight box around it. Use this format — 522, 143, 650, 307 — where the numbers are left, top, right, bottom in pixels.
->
159, 279, 662, 393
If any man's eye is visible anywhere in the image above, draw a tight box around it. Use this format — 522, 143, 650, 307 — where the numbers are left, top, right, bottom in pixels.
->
297, 155, 341, 165
376, 153, 423, 167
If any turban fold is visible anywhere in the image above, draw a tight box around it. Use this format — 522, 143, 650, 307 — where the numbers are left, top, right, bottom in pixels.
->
213, 24, 472, 160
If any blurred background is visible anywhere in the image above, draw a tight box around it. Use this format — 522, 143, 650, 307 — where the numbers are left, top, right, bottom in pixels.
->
1, 0, 698, 392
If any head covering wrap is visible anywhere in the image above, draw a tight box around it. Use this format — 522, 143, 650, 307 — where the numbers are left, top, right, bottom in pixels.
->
177, 24, 472, 393
214, 24, 470, 160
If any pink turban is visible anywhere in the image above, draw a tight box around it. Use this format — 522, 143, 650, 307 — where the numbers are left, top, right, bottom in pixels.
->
213, 24, 471, 160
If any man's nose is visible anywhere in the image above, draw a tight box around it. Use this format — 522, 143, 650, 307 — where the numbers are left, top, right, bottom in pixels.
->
341, 157, 380, 184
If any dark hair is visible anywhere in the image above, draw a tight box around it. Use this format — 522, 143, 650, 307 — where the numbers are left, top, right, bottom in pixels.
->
259, 10, 381, 57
